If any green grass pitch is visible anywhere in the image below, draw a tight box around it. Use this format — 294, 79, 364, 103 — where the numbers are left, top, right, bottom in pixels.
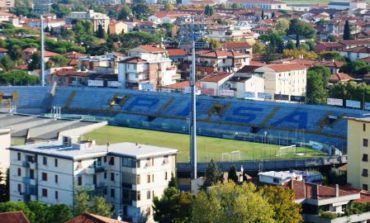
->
83, 126, 325, 163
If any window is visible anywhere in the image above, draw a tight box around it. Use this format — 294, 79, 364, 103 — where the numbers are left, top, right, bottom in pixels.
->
165, 172, 168, 180
17, 184, 21, 192
363, 154, 369, 162
363, 184, 368, 190
78, 176, 82, 186
17, 168, 21, 176
104, 172, 107, 179
364, 123, 366, 132
42, 188, 48, 197
55, 191, 59, 200
30, 169, 34, 179
136, 175, 140, 184
54, 159, 58, 167
109, 157, 115, 165
103, 157, 107, 163
93, 175, 96, 185
55, 175, 58, 184
362, 169, 368, 177
43, 157, 47, 165
147, 191, 151, 200
111, 189, 115, 198
17, 152, 21, 161
364, 139, 368, 147
147, 175, 151, 183
137, 191, 141, 201
111, 173, 115, 182
42, 172, 48, 181
152, 174, 154, 182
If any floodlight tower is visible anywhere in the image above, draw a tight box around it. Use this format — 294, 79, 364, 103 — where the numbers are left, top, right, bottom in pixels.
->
40, 15, 45, 87
190, 16, 197, 180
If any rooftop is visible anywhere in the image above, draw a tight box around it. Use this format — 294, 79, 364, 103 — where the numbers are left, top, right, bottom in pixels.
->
9, 140, 177, 160
0, 212, 30, 223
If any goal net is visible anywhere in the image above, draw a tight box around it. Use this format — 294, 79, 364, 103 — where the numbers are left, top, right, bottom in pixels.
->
276, 145, 296, 157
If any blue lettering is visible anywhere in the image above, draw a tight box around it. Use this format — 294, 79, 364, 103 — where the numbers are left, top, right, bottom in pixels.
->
271, 111, 308, 129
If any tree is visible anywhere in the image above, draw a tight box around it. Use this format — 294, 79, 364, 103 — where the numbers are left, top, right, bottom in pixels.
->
118, 5, 132, 20
0, 55, 15, 71
283, 49, 318, 60
49, 55, 69, 67
341, 61, 370, 76
7, 45, 22, 61
275, 18, 289, 34
168, 176, 178, 188
27, 201, 51, 223
27, 52, 41, 71
153, 187, 193, 223
306, 66, 329, 104
96, 24, 106, 39
203, 159, 223, 188
228, 165, 238, 183
204, 5, 214, 16
271, 11, 275, 18
207, 38, 221, 50
165, 2, 174, 11
192, 182, 275, 223
47, 204, 73, 223
90, 196, 112, 217
343, 20, 352, 40
288, 18, 315, 39
260, 186, 302, 223
259, 30, 284, 54
319, 51, 345, 61
73, 189, 89, 216
132, 3, 152, 20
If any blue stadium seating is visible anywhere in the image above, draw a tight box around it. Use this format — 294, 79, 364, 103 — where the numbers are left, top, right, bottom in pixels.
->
0, 86, 367, 149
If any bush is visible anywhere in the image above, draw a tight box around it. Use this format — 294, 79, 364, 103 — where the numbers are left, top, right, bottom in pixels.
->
320, 211, 337, 219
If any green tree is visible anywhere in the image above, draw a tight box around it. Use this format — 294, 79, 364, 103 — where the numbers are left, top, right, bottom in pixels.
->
275, 18, 289, 34
96, 24, 106, 39
204, 5, 214, 16
192, 182, 275, 223
27, 53, 41, 71
118, 5, 132, 20
49, 55, 69, 67
341, 61, 370, 76
319, 51, 345, 61
259, 30, 284, 54
0, 55, 15, 71
90, 196, 112, 217
153, 187, 193, 223
165, 2, 174, 11
227, 165, 238, 183
260, 186, 302, 223
306, 66, 329, 104
207, 38, 221, 50
47, 204, 73, 223
27, 201, 50, 223
132, 3, 152, 20
168, 176, 178, 188
288, 18, 315, 39
7, 45, 22, 61
73, 189, 89, 216
343, 20, 352, 40
51, 4, 71, 18
203, 159, 223, 188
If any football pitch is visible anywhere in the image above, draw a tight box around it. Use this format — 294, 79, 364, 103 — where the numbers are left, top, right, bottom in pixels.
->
83, 126, 325, 163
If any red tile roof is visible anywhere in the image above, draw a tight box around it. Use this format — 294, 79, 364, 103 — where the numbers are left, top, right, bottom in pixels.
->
263, 63, 307, 72
167, 48, 187, 57
164, 80, 201, 89
0, 48, 8, 53
201, 72, 232, 83
0, 211, 30, 223
330, 72, 353, 82
222, 42, 251, 49
65, 213, 127, 223
138, 45, 166, 53
121, 57, 147, 64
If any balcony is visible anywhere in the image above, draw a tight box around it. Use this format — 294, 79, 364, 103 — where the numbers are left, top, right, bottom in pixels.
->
22, 162, 30, 168
94, 165, 106, 173
84, 167, 95, 175
22, 177, 36, 185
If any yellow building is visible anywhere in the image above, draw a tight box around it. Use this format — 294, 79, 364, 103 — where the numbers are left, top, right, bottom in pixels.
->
347, 117, 370, 190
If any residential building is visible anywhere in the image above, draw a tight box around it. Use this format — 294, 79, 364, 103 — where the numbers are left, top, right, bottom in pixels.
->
79, 52, 124, 75
118, 45, 179, 90
254, 63, 307, 102
0, 0, 14, 8
108, 20, 129, 35
347, 116, 370, 191
259, 170, 322, 185
32, 0, 55, 14
229, 0, 288, 10
227, 75, 265, 99
9, 136, 177, 223
68, 10, 110, 32
339, 46, 370, 61
0, 129, 10, 183
65, 213, 127, 223
148, 12, 191, 25
196, 50, 250, 76
200, 72, 234, 96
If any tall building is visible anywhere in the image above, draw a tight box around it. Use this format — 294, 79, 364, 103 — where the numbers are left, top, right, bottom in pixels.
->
347, 117, 370, 191
9, 137, 177, 223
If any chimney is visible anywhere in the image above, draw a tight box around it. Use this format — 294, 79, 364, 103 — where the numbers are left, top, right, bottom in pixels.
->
336, 184, 339, 197
315, 184, 320, 199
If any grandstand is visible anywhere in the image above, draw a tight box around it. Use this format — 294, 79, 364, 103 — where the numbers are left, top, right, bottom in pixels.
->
0, 86, 366, 150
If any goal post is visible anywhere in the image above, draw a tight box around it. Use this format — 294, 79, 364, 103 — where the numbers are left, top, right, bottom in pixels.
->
276, 145, 296, 157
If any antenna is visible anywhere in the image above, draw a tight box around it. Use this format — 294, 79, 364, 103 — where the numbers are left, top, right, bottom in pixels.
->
190, 16, 197, 180
40, 15, 45, 87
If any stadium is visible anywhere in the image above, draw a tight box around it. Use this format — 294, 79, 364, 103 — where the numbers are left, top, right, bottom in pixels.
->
0, 86, 366, 171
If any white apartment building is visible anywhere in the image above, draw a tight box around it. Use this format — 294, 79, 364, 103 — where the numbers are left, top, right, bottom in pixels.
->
118, 45, 179, 91
0, 129, 10, 183
9, 137, 177, 223
68, 10, 110, 32
254, 63, 307, 101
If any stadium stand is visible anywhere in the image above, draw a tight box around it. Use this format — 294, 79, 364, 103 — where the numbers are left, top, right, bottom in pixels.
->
0, 86, 366, 149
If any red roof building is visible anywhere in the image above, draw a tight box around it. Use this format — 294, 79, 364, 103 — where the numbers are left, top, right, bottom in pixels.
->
0, 211, 30, 223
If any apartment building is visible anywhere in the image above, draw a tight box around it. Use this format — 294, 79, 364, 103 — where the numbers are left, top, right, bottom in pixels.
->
0, 129, 10, 183
347, 117, 370, 191
118, 45, 179, 90
254, 63, 307, 102
9, 137, 177, 223
68, 10, 110, 32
